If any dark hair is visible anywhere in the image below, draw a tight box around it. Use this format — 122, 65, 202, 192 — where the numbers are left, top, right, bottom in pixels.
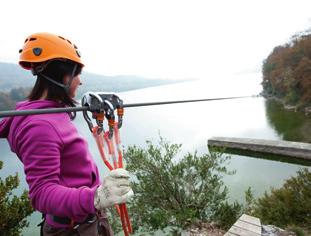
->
28, 60, 82, 107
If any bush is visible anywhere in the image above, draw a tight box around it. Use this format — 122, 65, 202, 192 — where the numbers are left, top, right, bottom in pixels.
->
123, 137, 242, 233
253, 168, 311, 231
213, 201, 242, 230
0, 161, 34, 236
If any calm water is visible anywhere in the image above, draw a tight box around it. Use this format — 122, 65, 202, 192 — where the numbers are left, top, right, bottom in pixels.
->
1, 73, 310, 235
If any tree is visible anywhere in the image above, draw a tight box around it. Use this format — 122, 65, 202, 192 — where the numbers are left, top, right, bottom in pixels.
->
0, 160, 34, 236
0, 92, 15, 111
0, 87, 29, 111
123, 137, 242, 234
9, 88, 29, 101
262, 30, 311, 109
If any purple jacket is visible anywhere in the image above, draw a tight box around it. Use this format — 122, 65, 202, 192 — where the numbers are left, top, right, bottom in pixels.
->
0, 100, 101, 227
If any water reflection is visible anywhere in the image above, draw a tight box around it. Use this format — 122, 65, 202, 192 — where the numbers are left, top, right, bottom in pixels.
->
222, 148, 311, 167
265, 99, 311, 143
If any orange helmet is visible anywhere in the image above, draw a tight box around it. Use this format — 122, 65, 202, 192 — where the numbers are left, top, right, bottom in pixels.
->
19, 32, 84, 70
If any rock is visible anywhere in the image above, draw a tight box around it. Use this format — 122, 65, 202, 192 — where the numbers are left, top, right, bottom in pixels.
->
262, 225, 297, 236
284, 105, 297, 111
304, 106, 311, 116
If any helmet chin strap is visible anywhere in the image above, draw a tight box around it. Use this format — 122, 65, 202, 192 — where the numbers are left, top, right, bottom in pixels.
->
38, 63, 78, 93
66, 63, 78, 92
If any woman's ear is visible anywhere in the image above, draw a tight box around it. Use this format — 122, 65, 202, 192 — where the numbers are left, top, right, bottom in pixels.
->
63, 75, 70, 84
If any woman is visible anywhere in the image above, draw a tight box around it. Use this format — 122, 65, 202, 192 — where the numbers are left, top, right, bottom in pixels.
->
0, 32, 133, 236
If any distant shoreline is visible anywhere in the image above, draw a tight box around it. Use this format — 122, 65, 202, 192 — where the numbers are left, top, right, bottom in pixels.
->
261, 94, 311, 116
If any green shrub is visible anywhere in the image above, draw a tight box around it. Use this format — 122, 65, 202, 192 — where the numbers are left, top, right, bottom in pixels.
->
214, 201, 242, 230
123, 137, 242, 233
0, 161, 34, 236
287, 226, 306, 236
253, 168, 311, 231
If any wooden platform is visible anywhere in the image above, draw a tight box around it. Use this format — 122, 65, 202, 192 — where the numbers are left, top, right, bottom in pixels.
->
225, 214, 261, 236
208, 137, 311, 160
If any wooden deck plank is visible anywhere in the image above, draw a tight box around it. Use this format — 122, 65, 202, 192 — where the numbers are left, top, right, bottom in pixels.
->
225, 214, 262, 236
208, 137, 311, 160
224, 232, 239, 236
234, 220, 261, 234
239, 214, 261, 226
228, 226, 261, 236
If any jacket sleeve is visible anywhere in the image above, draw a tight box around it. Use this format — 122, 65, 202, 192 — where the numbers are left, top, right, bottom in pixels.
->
16, 119, 97, 221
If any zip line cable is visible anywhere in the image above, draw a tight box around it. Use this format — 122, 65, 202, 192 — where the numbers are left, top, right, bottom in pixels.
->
0, 95, 255, 118
0, 94, 257, 235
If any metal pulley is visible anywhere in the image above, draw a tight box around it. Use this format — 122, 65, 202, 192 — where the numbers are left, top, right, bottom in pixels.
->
81, 92, 124, 138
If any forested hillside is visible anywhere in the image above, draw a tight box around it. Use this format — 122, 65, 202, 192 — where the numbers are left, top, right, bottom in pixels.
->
0, 62, 187, 110
262, 30, 311, 110
0, 62, 184, 92
0, 88, 29, 110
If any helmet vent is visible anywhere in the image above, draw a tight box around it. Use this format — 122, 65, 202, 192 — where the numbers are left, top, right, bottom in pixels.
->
19, 49, 23, 53
33, 47, 42, 56
58, 36, 65, 40
67, 39, 72, 44
24, 38, 28, 43
74, 44, 78, 49
29, 38, 37, 41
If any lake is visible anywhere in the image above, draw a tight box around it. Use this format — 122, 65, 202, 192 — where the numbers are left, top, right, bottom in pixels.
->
1, 72, 310, 235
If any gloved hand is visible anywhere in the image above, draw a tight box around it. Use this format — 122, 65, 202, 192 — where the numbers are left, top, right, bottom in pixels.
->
94, 168, 134, 210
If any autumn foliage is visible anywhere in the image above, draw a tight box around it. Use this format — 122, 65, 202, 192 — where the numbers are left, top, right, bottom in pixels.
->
262, 30, 311, 108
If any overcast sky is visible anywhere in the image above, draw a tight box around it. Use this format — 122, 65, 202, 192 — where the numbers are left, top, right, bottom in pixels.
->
1, 0, 310, 80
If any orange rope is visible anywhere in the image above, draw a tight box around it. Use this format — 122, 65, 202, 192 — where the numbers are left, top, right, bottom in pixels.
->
92, 124, 132, 235
114, 123, 132, 234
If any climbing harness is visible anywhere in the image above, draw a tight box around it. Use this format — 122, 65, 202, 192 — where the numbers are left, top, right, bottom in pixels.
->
81, 92, 132, 236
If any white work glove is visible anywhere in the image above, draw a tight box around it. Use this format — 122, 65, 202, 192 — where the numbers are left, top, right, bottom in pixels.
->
94, 168, 134, 210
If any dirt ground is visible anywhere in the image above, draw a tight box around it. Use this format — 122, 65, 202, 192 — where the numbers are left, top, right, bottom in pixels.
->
182, 223, 226, 236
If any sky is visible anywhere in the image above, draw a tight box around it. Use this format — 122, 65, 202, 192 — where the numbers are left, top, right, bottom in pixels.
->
1, 0, 311, 80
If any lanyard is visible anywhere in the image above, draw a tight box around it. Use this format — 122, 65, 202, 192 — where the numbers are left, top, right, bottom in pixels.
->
84, 92, 131, 235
